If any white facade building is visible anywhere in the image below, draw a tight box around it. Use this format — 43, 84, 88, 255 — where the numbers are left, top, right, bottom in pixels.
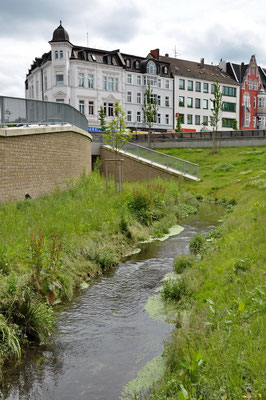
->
25, 24, 174, 131
159, 55, 240, 131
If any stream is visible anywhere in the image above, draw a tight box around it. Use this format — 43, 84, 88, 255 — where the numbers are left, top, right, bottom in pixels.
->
0, 210, 220, 400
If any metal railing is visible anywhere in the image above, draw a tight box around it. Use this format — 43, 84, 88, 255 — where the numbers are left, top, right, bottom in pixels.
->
121, 142, 200, 180
0, 96, 88, 132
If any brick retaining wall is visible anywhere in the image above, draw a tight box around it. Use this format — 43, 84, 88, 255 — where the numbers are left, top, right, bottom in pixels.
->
0, 126, 92, 202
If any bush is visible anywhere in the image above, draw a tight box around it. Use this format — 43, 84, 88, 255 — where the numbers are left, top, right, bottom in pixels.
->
173, 254, 195, 274
161, 278, 188, 302
189, 233, 204, 255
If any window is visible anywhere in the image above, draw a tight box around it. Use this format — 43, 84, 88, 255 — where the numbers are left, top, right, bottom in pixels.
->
78, 73, 84, 87
196, 81, 201, 92
179, 79, 185, 90
165, 96, 169, 107
187, 97, 193, 108
157, 113, 161, 124
253, 116, 256, 128
179, 114, 184, 123
203, 83, 209, 93
163, 66, 168, 74
137, 92, 141, 104
211, 84, 215, 94
55, 50, 58, 59
79, 100, 85, 114
137, 75, 141, 85
165, 79, 170, 89
179, 96, 185, 107
60, 50, 63, 59
125, 59, 130, 67
157, 78, 161, 88
108, 77, 114, 91
251, 67, 255, 75
195, 98, 201, 108
104, 102, 114, 116
88, 74, 94, 89
135, 60, 140, 69
157, 95, 161, 106
222, 102, 236, 112
127, 74, 132, 84
254, 80, 258, 90
150, 94, 159, 104
137, 111, 141, 122
127, 91, 132, 103
146, 60, 157, 74
115, 78, 119, 91
165, 114, 169, 124
44, 76, 48, 91
203, 116, 208, 126
56, 99, 64, 103
195, 115, 200, 125
88, 101, 94, 115
223, 86, 236, 97
253, 96, 256, 108
127, 110, 132, 122
243, 92, 250, 107
36, 81, 39, 98
107, 55, 112, 65
203, 99, 208, 109
222, 118, 235, 128
103, 77, 107, 90
188, 80, 193, 91
258, 97, 263, 107
187, 114, 193, 124
248, 80, 253, 90
56, 74, 64, 86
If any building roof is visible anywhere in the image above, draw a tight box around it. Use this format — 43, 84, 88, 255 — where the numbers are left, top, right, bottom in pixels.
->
160, 55, 239, 85
50, 21, 70, 43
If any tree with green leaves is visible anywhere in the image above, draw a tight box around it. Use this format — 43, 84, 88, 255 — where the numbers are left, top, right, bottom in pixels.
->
98, 106, 107, 132
142, 84, 158, 148
233, 119, 238, 130
100, 102, 132, 192
103, 102, 132, 153
210, 81, 223, 154
175, 115, 182, 133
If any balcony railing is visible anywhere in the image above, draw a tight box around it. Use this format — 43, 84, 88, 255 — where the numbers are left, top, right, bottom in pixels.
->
0, 96, 88, 132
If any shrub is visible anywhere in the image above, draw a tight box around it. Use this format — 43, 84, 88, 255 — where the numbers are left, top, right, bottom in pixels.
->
189, 233, 204, 255
161, 278, 188, 302
173, 254, 195, 274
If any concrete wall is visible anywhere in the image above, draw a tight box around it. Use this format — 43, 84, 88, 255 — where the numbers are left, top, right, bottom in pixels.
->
100, 146, 180, 182
0, 125, 92, 202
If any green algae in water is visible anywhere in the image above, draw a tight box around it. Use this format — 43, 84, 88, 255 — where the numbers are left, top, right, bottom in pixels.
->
145, 293, 180, 324
140, 225, 184, 244
120, 354, 166, 400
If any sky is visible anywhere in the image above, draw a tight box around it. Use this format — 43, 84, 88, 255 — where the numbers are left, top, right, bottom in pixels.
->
1, 0, 266, 97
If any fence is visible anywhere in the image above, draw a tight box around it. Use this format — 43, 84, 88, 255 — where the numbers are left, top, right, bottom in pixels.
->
0, 96, 88, 132
122, 142, 199, 180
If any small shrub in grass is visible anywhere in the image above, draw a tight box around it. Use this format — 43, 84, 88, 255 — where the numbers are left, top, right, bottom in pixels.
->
161, 278, 188, 302
173, 254, 195, 274
189, 233, 204, 255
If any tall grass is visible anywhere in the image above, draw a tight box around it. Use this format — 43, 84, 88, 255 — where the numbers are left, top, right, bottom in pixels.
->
145, 147, 266, 400
0, 171, 199, 372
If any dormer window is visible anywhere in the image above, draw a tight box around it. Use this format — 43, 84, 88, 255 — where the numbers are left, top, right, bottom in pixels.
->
60, 50, 63, 59
107, 55, 112, 65
55, 50, 59, 60
147, 60, 157, 74
135, 60, 140, 69
163, 66, 168, 74
125, 59, 130, 67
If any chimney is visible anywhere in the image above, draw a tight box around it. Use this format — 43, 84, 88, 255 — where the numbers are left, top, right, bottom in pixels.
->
219, 59, 227, 72
165, 53, 169, 57
200, 58, 204, 68
150, 48, 159, 59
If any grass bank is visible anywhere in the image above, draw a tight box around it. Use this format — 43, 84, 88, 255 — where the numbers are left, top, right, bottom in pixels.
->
145, 147, 266, 400
0, 171, 201, 377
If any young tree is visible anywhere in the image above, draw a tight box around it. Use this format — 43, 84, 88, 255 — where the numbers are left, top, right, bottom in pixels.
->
175, 115, 182, 133
102, 102, 132, 192
103, 102, 131, 152
233, 119, 238, 130
98, 106, 107, 132
142, 84, 158, 148
210, 81, 223, 154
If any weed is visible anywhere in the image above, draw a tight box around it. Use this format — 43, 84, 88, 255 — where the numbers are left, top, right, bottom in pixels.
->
189, 233, 204, 255
173, 254, 195, 274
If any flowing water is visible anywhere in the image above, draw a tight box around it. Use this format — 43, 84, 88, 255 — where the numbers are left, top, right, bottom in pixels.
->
0, 211, 220, 400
